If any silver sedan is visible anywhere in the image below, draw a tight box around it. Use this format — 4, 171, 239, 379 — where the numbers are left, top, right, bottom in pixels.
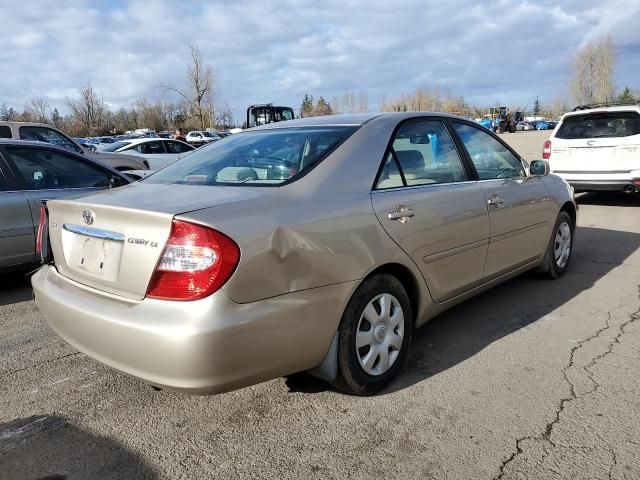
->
32, 112, 577, 395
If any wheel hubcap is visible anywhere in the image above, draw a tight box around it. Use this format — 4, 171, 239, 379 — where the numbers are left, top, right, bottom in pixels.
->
356, 293, 404, 376
554, 221, 572, 269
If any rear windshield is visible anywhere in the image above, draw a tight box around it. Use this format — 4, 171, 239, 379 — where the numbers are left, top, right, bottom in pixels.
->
145, 126, 358, 186
101, 141, 131, 152
556, 111, 640, 139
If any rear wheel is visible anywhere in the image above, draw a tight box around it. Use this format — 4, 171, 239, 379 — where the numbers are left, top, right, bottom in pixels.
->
332, 274, 412, 395
544, 211, 574, 278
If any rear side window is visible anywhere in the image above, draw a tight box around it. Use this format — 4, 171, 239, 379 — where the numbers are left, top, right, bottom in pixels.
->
0, 126, 11, 138
147, 126, 358, 186
5, 147, 112, 190
376, 120, 467, 189
556, 111, 640, 139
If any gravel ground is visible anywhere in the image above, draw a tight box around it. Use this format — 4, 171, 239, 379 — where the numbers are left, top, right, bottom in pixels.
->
1, 130, 639, 479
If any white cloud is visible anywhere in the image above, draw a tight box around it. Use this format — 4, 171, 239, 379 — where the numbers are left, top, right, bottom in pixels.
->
0, 0, 638, 122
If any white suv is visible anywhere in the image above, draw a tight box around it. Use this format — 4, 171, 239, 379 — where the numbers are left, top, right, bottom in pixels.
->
544, 105, 640, 193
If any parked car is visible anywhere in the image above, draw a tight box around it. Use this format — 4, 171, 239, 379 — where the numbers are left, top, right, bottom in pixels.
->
516, 121, 533, 131
0, 122, 149, 171
535, 121, 550, 130
33, 112, 576, 396
108, 138, 195, 170
72, 138, 97, 152
0, 140, 131, 271
186, 130, 221, 146
544, 105, 640, 192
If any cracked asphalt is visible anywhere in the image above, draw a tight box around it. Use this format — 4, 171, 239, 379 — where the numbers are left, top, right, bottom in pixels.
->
1, 132, 640, 479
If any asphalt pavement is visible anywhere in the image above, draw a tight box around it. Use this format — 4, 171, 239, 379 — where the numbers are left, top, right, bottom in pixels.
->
1, 131, 639, 479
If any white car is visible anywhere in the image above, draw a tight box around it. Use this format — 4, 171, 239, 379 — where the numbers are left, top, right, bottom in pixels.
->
544, 105, 640, 193
186, 131, 221, 146
104, 138, 195, 170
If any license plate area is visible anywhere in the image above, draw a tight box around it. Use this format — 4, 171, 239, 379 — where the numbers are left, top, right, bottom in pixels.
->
61, 224, 124, 282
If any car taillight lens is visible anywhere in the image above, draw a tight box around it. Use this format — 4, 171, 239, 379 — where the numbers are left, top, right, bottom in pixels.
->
35, 206, 46, 254
146, 220, 240, 301
542, 140, 552, 160
633, 179, 640, 187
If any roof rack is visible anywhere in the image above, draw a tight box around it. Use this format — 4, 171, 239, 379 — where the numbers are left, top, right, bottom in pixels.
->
573, 101, 639, 111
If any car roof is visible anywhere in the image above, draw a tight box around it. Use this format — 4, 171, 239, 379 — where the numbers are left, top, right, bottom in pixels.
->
562, 105, 640, 119
123, 138, 188, 146
248, 111, 471, 131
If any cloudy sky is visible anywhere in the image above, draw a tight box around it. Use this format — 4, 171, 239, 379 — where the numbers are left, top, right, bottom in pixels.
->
2, 0, 639, 121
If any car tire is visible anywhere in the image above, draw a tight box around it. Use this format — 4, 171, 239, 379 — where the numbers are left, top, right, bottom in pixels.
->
543, 211, 574, 279
332, 274, 412, 395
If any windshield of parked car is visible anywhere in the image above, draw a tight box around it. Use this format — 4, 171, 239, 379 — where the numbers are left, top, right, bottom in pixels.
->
202, 132, 219, 138
101, 141, 132, 152
556, 111, 640, 139
145, 126, 358, 186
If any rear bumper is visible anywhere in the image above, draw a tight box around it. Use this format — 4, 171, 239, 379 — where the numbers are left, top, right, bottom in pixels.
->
552, 172, 640, 192
32, 265, 355, 394
563, 179, 638, 192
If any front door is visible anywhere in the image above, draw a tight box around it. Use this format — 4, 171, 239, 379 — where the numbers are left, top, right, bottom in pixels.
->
451, 122, 556, 280
371, 119, 490, 303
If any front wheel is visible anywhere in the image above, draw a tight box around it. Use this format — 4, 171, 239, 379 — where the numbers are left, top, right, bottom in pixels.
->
544, 211, 574, 278
332, 274, 412, 395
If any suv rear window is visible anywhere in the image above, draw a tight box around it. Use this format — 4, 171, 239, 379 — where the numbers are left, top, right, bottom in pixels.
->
0, 126, 11, 138
556, 111, 640, 139
146, 126, 358, 186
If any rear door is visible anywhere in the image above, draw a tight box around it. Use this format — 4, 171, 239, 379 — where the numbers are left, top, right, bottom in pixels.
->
127, 140, 171, 170
451, 122, 555, 280
371, 119, 489, 302
550, 110, 640, 173
0, 158, 34, 267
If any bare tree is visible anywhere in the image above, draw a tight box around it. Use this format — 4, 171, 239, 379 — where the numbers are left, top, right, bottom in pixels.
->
570, 35, 616, 105
160, 44, 215, 129
25, 97, 50, 123
66, 83, 110, 136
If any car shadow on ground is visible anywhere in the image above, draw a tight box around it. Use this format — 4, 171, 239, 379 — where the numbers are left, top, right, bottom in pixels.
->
0, 415, 158, 479
0, 270, 34, 306
577, 191, 640, 207
287, 225, 640, 395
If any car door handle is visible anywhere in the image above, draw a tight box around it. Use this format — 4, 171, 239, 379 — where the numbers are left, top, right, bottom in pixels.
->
388, 206, 415, 222
487, 195, 504, 207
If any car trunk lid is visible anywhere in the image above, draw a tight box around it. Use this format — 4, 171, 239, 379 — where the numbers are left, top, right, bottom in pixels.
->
47, 183, 262, 300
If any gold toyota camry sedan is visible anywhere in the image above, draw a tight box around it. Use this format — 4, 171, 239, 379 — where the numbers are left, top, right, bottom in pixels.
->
32, 112, 577, 395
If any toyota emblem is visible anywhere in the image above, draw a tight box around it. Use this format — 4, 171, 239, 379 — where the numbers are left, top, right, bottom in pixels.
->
82, 209, 95, 225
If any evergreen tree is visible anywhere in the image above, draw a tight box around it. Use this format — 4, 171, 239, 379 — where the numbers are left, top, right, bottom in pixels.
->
52, 108, 62, 128
533, 96, 540, 116
0, 103, 8, 121
618, 86, 635, 104
301, 94, 314, 118
314, 96, 332, 116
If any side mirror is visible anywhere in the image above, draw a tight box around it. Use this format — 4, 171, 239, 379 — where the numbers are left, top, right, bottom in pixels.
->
530, 160, 550, 176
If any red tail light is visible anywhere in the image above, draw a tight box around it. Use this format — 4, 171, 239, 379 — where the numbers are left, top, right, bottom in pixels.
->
542, 140, 552, 160
633, 179, 640, 187
146, 220, 240, 301
36, 206, 46, 254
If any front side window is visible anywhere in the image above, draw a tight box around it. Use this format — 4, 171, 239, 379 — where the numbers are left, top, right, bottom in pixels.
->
146, 126, 357, 186
135, 141, 165, 154
555, 111, 640, 139
452, 123, 524, 180
165, 141, 193, 154
376, 120, 466, 189
6, 147, 112, 190
18, 126, 82, 153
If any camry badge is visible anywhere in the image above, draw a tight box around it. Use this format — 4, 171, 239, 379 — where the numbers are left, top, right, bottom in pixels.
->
82, 209, 95, 225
